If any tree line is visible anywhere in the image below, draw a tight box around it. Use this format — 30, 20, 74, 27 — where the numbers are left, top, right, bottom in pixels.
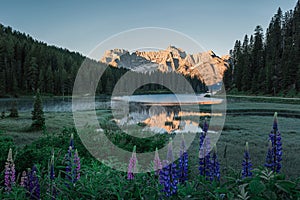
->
0, 23, 206, 97
224, 1, 300, 96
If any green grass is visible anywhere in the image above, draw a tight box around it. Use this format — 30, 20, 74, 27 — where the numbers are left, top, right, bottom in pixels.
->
1, 98, 300, 199
0, 98, 300, 178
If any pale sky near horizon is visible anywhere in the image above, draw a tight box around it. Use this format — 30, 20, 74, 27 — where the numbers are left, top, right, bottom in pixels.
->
0, 0, 298, 59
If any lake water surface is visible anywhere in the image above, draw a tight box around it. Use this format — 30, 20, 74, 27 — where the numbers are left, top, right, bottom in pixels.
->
1, 94, 224, 134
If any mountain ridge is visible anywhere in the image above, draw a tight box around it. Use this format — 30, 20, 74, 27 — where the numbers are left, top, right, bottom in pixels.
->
100, 46, 229, 86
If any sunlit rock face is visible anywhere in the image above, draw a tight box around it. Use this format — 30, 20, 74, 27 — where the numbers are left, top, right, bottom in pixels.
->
100, 46, 229, 86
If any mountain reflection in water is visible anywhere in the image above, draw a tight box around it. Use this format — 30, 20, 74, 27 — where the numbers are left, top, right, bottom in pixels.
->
113, 99, 223, 134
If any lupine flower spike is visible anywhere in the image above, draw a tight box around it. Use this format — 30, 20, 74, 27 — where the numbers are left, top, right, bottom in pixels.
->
265, 140, 273, 169
199, 118, 212, 179
20, 171, 28, 188
265, 112, 282, 173
242, 142, 253, 178
74, 150, 81, 181
127, 145, 137, 180
65, 134, 81, 186
210, 145, 220, 181
4, 148, 15, 193
154, 147, 162, 176
178, 134, 188, 184
27, 165, 40, 200
199, 118, 209, 150
159, 138, 178, 197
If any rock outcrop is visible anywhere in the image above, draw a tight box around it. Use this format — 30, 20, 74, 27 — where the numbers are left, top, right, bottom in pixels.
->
100, 46, 229, 85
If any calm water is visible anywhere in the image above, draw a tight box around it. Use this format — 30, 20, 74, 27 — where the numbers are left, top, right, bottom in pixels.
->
0, 96, 110, 112
111, 94, 224, 134
1, 94, 224, 133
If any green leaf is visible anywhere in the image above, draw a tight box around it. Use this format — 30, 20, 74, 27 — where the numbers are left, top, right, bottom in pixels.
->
249, 180, 266, 194
275, 180, 296, 193
263, 190, 277, 200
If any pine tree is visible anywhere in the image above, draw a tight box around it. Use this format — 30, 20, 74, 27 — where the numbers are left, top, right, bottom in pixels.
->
251, 26, 265, 93
241, 35, 252, 91
31, 89, 45, 130
0, 39, 6, 96
232, 40, 243, 91
26, 57, 39, 92
9, 100, 18, 118
223, 50, 233, 90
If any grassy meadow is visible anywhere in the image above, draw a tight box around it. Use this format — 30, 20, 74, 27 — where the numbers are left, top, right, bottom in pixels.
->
0, 96, 300, 199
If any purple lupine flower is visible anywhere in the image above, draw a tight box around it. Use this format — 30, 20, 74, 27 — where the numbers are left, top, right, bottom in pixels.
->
4, 148, 15, 192
199, 119, 212, 180
27, 165, 40, 200
127, 146, 137, 180
199, 118, 209, 152
178, 135, 188, 184
74, 150, 81, 181
242, 142, 253, 179
265, 140, 273, 169
65, 134, 81, 186
154, 147, 162, 176
159, 138, 178, 197
265, 112, 282, 173
210, 145, 220, 182
20, 171, 28, 188
65, 146, 73, 184
50, 153, 55, 181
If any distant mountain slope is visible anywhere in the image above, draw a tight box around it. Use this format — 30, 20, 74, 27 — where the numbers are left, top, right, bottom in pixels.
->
0, 23, 131, 96
100, 46, 229, 86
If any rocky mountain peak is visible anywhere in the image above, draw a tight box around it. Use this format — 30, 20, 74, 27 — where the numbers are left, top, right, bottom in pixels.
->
100, 46, 229, 86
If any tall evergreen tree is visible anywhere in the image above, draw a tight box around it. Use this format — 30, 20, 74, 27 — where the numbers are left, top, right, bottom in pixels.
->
225, 3, 300, 96
251, 25, 265, 93
0, 39, 5, 96
31, 89, 45, 130
241, 35, 252, 91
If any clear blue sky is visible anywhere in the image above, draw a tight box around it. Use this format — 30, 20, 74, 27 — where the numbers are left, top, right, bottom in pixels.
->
0, 0, 298, 59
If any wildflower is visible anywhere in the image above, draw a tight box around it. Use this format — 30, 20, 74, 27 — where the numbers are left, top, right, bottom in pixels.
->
20, 171, 28, 187
210, 145, 220, 181
127, 145, 137, 180
74, 150, 81, 181
242, 142, 253, 178
65, 134, 81, 185
154, 147, 162, 176
4, 148, 15, 192
65, 146, 73, 183
199, 118, 208, 149
265, 112, 282, 173
178, 135, 188, 184
199, 119, 212, 179
159, 138, 178, 197
27, 165, 40, 200
265, 140, 273, 169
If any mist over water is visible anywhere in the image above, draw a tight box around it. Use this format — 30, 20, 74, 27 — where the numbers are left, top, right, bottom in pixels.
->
0, 97, 110, 112
1, 94, 223, 135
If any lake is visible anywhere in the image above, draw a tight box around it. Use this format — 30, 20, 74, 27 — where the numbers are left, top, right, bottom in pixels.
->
1, 94, 225, 134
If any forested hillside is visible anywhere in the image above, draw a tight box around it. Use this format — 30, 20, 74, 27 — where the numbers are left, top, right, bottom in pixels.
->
224, 1, 300, 96
0, 24, 206, 97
